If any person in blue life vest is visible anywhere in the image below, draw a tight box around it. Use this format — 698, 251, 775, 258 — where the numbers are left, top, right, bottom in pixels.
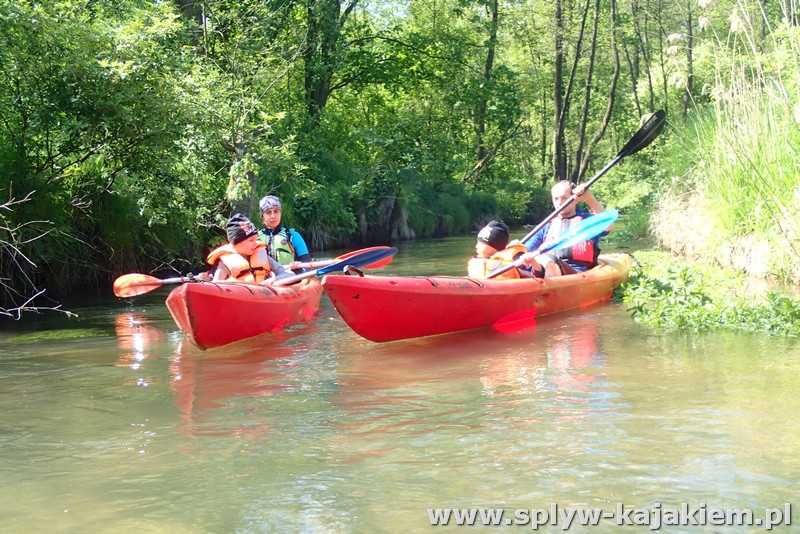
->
207, 213, 290, 283
518, 180, 610, 277
257, 195, 312, 272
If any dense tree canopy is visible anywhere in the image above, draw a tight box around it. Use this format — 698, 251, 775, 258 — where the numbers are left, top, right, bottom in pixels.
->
1, 0, 797, 310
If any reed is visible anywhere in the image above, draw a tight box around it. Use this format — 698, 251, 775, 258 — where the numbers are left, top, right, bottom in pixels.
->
654, 14, 800, 279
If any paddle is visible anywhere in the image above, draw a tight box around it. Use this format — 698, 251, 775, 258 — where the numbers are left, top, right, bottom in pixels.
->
536, 209, 618, 255
113, 273, 198, 298
272, 246, 399, 287
293, 246, 395, 270
519, 110, 665, 247
487, 209, 619, 279
484, 110, 665, 280
113, 246, 397, 298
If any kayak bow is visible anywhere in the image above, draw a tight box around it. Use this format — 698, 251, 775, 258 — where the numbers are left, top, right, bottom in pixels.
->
166, 278, 323, 349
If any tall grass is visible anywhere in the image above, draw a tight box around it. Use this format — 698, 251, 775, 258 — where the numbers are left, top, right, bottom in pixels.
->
657, 14, 800, 279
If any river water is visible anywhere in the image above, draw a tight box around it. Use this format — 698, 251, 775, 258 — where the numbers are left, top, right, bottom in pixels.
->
1, 236, 799, 532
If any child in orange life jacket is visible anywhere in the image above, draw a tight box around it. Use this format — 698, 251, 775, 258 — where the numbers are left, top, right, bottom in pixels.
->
467, 221, 528, 279
207, 213, 290, 284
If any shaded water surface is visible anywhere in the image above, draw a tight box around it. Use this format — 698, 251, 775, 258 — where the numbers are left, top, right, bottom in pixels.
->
1, 236, 799, 532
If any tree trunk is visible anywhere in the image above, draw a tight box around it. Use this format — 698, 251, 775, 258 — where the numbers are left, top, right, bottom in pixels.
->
657, 0, 669, 114
224, 134, 258, 216
554, 0, 591, 181
683, 0, 694, 116
782, 0, 798, 24
540, 84, 548, 173
174, 0, 204, 27
578, 0, 621, 180
571, 0, 601, 183
633, 0, 655, 111
304, 0, 358, 129
473, 0, 499, 174
553, 0, 567, 181
623, 42, 642, 116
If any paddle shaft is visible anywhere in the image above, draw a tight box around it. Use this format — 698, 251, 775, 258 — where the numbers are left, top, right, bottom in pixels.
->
485, 157, 620, 280
271, 269, 319, 287
518, 154, 620, 246
294, 246, 395, 270
157, 276, 192, 286
272, 247, 397, 287
295, 259, 336, 269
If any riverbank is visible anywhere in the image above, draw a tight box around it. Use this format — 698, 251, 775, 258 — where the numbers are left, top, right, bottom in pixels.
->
645, 20, 800, 284
615, 248, 800, 337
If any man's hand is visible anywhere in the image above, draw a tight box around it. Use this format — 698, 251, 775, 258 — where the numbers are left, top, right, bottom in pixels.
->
574, 183, 603, 213
518, 252, 542, 268
288, 261, 303, 271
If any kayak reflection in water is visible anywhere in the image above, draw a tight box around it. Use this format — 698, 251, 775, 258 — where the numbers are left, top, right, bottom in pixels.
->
206, 213, 292, 285
480, 315, 602, 397
114, 312, 165, 370
169, 339, 294, 438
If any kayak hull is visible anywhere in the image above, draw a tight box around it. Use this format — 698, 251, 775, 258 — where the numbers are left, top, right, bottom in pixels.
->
322, 253, 632, 342
165, 279, 323, 349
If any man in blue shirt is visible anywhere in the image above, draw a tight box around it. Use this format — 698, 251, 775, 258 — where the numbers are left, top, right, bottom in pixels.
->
258, 195, 312, 272
519, 180, 609, 277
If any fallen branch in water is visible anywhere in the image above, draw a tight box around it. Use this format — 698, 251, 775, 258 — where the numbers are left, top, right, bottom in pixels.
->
0, 190, 75, 319
0, 288, 75, 320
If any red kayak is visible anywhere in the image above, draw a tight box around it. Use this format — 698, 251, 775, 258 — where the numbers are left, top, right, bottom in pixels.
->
166, 279, 323, 349
323, 253, 632, 342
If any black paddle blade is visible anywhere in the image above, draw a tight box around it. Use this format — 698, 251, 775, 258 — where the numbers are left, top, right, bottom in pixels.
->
616, 110, 666, 158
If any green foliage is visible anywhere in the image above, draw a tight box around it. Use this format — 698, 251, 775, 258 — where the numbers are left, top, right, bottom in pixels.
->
614, 203, 653, 241
617, 253, 800, 337
652, 19, 800, 280
617, 265, 718, 331
7, 0, 793, 307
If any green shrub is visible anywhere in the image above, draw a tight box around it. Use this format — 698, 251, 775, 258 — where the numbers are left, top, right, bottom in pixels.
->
617, 255, 800, 337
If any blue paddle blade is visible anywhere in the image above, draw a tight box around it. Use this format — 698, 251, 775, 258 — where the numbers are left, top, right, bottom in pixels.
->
317, 247, 398, 275
539, 209, 619, 255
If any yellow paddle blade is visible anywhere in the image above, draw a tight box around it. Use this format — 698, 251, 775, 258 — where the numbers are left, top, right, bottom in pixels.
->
113, 273, 164, 298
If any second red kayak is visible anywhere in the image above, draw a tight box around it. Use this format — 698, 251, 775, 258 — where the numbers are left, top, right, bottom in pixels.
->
323, 253, 633, 342
166, 278, 323, 349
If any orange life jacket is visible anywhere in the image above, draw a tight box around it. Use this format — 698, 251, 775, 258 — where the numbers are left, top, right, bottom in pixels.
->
543, 215, 597, 265
467, 242, 527, 280
206, 243, 272, 283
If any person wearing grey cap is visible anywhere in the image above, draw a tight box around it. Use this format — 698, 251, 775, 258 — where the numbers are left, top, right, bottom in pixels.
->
257, 195, 312, 271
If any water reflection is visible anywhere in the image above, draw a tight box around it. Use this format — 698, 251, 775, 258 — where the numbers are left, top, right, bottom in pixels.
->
114, 312, 165, 371
168, 334, 303, 438
331, 313, 607, 465
544, 317, 602, 393
114, 310, 312, 439
336, 313, 604, 398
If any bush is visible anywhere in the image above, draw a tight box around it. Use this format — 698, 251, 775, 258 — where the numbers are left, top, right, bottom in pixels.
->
617, 253, 800, 337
